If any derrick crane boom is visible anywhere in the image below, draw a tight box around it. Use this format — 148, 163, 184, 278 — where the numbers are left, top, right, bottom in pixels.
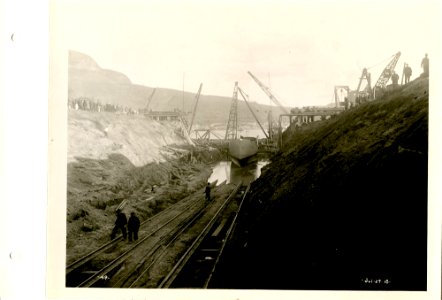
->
145, 88, 156, 111
247, 71, 290, 114
238, 87, 269, 139
188, 83, 203, 134
225, 82, 239, 140
374, 51, 401, 89
355, 68, 372, 99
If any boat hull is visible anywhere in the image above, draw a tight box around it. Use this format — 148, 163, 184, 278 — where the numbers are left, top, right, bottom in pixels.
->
229, 139, 258, 167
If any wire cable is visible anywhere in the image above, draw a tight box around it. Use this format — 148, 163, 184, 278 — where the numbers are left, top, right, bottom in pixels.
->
367, 54, 395, 70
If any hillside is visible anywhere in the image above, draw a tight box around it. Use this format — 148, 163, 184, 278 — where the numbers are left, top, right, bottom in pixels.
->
68, 110, 186, 166
68, 50, 285, 128
211, 78, 429, 290
66, 109, 225, 263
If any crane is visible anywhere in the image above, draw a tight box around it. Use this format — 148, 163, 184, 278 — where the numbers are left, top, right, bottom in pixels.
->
187, 83, 203, 135
373, 51, 401, 98
355, 68, 372, 101
247, 71, 290, 114
238, 87, 269, 139
225, 82, 239, 140
334, 85, 350, 108
145, 88, 156, 111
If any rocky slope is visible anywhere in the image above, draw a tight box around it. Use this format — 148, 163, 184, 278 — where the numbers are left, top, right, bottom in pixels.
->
212, 77, 429, 290
66, 109, 226, 263
68, 110, 186, 166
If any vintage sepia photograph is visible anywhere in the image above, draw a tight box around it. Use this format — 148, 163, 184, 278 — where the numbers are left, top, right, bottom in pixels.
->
44, 0, 440, 299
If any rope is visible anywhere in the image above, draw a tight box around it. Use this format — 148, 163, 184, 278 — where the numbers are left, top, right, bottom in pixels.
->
367, 54, 395, 70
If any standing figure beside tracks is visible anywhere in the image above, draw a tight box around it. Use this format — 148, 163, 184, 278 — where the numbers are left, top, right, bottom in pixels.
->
128, 212, 140, 242
421, 54, 429, 77
111, 209, 127, 240
205, 182, 211, 201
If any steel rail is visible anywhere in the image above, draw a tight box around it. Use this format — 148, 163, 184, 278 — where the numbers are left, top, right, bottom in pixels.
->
204, 184, 250, 288
112, 203, 208, 288
158, 183, 242, 288
76, 198, 205, 287
126, 207, 208, 288
66, 194, 197, 278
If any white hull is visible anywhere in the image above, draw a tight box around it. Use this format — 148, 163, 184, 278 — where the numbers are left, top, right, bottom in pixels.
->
229, 139, 258, 166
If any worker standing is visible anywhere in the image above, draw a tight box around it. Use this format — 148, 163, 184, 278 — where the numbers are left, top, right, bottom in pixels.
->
391, 71, 399, 86
111, 209, 127, 240
128, 212, 140, 242
205, 182, 211, 201
421, 54, 429, 77
404, 64, 412, 84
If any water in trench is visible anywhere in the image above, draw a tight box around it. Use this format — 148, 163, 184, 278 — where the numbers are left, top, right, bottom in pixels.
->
208, 160, 269, 186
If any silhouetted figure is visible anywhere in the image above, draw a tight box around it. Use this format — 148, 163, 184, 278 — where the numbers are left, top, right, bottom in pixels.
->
111, 209, 127, 240
205, 182, 211, 201
391, 71, 399, 86
128, 212, 140, 242
421, 54, 429, 77
404, 64, 412, 84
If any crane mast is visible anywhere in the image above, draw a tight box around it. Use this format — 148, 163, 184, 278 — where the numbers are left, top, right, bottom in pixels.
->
225, 82, 239, 140
355, 68, 372, 100
247, 71, 290, 114
187, 83, 203, 134
145, 88, 156, 111
238, 87, 269, 139
373, 51, 401, 91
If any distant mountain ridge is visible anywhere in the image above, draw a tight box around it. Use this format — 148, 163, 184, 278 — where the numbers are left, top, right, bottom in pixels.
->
68, 51, 284, 128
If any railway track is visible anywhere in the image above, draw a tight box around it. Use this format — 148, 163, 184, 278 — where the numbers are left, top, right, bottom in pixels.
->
66, 182, 245, 288
158, 184, 249, 288
126, 183, 243, 288
65, 193, 203, 287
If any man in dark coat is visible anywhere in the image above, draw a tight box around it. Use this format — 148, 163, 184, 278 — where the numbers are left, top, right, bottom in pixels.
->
205, 182, 211, 201
128, 212, 141, 242
111, 209, 127, 240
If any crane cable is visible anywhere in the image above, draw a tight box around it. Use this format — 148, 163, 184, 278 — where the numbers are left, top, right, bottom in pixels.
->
366, 54, 395, 70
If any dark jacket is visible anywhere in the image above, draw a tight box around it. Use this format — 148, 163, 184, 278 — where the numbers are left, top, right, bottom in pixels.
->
205, 185, 211, 195
128, 215, 140, 231
115, 212, 127, 227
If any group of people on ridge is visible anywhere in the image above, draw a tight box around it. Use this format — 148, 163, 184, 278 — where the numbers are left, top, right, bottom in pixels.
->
390, 53, 429, 87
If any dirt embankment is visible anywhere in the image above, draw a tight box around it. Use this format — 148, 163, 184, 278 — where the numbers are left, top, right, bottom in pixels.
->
213, 78, 429, 290
68, 110, 188, 166
66, 110, 224, 264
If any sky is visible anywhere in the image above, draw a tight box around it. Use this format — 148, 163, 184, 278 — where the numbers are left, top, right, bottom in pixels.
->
58, 0, 440, 108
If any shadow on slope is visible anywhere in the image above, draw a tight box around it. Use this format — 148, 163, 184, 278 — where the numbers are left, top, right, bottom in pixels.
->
212, 78, 428, 290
